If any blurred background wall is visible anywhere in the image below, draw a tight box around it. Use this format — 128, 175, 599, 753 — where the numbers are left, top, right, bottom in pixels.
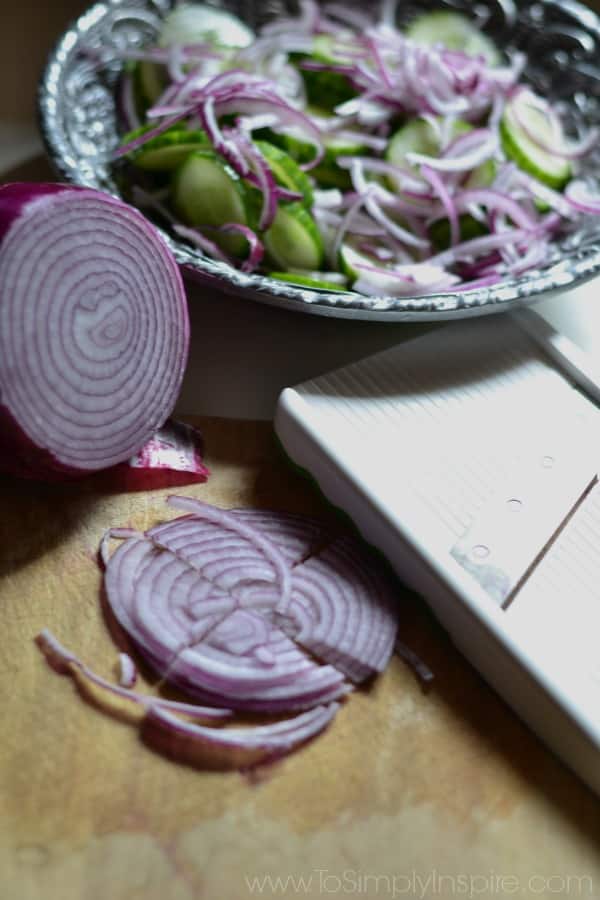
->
1, 1, 90, 121
1, 1, 90, 170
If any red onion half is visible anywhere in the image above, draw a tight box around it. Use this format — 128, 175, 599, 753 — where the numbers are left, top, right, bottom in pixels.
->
0, 183, 189, 481
38, 499, 401, 768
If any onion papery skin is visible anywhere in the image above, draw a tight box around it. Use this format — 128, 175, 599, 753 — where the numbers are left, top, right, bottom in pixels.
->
113, 419, 210, 490
0, 183, 189, 481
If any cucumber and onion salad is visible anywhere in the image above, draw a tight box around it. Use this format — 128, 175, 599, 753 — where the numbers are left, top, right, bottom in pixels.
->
115, 1, 600, 297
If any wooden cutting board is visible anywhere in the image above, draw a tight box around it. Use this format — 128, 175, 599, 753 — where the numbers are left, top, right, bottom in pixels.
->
1, 416, 599, 900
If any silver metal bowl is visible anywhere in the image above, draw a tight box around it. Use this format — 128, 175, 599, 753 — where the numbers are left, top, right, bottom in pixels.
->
38, 0, 600, 321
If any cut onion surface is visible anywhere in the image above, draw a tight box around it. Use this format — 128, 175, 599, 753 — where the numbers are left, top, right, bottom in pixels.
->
38, 499, 402, 768
0, 183, 189, 481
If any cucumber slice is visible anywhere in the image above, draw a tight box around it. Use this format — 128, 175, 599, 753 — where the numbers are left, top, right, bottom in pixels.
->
300, 69, 355, 112
386, 119, 439, 176
312, 130, 369, 189
386, 118, 495, 192
126, 129, 211, 171
292, 35, 356, 111
120, 122, 179, 150
172, 151, 249, 227
339, 243, 382, 284
134, 6, 253, 119
406, 11, 501, 65
255, 107, 327, 164
254, 127, 316, 166
135, 60, 167, 108
500, 89, 571, 190
158, 3, 254, 49
464, 157, 496, 189
428, 214, 488, 251
264, 203, 324, 270
172, 151, 253, 255
311, 164, 354, 191
257, 105, 368, 190
269, 272, 347, 291
254, 141, 313, 207
322, 134, 367, 161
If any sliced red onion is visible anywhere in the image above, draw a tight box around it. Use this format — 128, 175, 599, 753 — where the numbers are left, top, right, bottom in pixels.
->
565, 180, 600, 214
394, 638, 434, 691
118, 652, 138, 688
454, 188, 537, 230
512, 173, 575, 219
336, 155, 428, 194
428, 229, 531, 268
117, 45, 219, 66
104, 533, 348, 710
100, 527, 144, 569
111, 2, 597, 293
349, 160, 430, 250
336, 96, 393, 127
353, 261, 459, 296
236, 34, 316, 65
421, 164, 460, 247
324, 4, 376, 32
379, 0, 399, 28
131, 185, 177, 224
36, 629, 232, 719
118, 71, 142, 132
261, 0, 320, 37
232, 508, 339, 566
364, 33, 394, 90
198, 95, 250, 175
104, 500, 399, 700
0, 183, 189, 481
173, 223, 234, 264
166, 43, 187, 84
164, 496, 293, 605
148, 61, 224, 116
237, 112, 279, 132
336, 130, 388, 151
145, 701, 338, 768
450, 273, 502, 291
299, 60, 358, 77
218, 223, 264, 272
329, 189, 385, 263
41, 499, 403, 766
313, 188, 344, 209
511, 87, 599, 160
407, 129, 498, 173
106, 524, 342, 709
113, 111, 188, 158
280, 535, 399, 681
227, 131, 278, 230
504, 239, 550, 275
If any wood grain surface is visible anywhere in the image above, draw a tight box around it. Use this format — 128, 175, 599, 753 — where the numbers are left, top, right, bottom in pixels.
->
1, 416, 599, 900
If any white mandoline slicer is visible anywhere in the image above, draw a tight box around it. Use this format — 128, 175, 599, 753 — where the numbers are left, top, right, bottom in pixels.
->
274, 307, 600, 795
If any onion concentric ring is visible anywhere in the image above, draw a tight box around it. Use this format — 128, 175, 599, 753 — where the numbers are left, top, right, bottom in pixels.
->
38, 499, 401, 768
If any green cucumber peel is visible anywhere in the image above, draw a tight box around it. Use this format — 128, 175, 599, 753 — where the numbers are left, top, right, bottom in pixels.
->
263, 203, 325, 271
269, 272, 348, 291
